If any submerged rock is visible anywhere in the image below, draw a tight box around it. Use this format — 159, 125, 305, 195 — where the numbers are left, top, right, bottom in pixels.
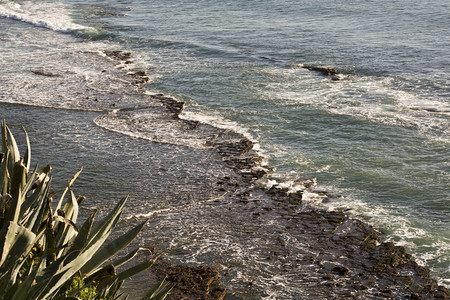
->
31, 69, 60, 77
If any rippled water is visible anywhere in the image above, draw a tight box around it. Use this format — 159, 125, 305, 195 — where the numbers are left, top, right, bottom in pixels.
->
1, 0, 449, 293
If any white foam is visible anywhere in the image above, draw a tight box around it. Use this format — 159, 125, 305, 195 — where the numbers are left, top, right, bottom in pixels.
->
123, 207, 172, 220
0, 0, 94, 33
301, 190, 327, 205
258, 68, 450, 143
319, 191, 450, 289
179, 109, 256, 143
142, 91, 259, 146
316, 165, 331, 173
253, 178, 278, 189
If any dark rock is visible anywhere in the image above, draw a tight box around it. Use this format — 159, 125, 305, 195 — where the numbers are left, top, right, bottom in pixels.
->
128, 70, 149, 84
150, 261, 226, 300
322, 274, 334, 280
103, 50, 132, 61
185, 120, 200, 129
301, 64, 341, 80
150, 95, 185, 117
31, 69, 60, 77
332, 265, 350, 275
134, 71, 146, 77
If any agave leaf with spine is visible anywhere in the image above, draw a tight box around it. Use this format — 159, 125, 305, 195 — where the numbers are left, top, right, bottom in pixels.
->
0, 150, 10, 198
64, 209, 97, 263
55, 168, 82, 213
97, 259, 157, 291
0, 221, 36, 272
80, 218, 149, 276
22, 127, 31, 172
2, 121, 20, 171
5, 160, 27, 224
54, 187, 79, 253
23, 174, 52, 234
141, 278, 173, 300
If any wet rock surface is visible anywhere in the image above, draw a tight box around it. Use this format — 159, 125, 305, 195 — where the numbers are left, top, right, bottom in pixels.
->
31, 69, 61, 77
100, 51, 448, 299
300, 64, 341, 81
150, 261, 227, 300
141, 185, 449, 299
235, 193, 448, 298
7, 48, 448, 299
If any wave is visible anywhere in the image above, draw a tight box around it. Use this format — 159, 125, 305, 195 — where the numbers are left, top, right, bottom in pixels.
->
0, 0, 94, 33
256, 66, 450, 142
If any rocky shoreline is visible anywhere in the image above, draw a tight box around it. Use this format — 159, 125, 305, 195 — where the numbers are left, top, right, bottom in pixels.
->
141, 125, 449, 298
30, 50, 449, 299
150, 125, 449, 298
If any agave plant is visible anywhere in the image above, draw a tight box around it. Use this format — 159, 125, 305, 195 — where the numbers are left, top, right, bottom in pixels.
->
0, 121, 171, 299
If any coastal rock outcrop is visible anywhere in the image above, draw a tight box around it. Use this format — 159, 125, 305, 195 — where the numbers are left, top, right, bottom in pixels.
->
300, 64, 341, 80
149, 261, 226, 300
97, 51, 449, 299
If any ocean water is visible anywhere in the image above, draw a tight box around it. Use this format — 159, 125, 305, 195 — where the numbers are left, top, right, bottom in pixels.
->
1, 0, 449, 296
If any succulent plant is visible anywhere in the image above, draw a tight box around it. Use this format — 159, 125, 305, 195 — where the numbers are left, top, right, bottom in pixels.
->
0, 121, 170, 300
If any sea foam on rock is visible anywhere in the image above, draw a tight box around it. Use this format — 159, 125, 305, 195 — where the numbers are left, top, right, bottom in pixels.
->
101, 51, 449, 299
7, 43, 447, 298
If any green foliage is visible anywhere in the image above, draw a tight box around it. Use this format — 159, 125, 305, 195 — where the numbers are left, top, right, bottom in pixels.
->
0, 121, 171, 300
66, 276, 98, 300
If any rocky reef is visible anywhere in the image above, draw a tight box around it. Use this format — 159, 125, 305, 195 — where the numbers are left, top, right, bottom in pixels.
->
132, 91, 449, 299
297, 64, 341, 81
97, 51, 447, 299
26, 50, 447, 299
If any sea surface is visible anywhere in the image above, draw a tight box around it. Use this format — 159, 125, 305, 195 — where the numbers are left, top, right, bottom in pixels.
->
0, 0, 449, 297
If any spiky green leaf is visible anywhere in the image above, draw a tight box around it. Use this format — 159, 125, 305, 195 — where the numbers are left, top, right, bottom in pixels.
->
22, 127, 31, 172
86, 196, 128, 249
64, 210, 97, 261
141, 279, 172, 300
0, 222, 36, 272
4, 125, 21, 174
0, 149, 10, 196
55, 168, 82, 213
111, 247, 151, 270
81, 218, 149, 276
5, 160, 27, 225
98, 260, 156, 292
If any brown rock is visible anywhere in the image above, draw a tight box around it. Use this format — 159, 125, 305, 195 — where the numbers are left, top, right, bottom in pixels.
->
151, 261, 226, 300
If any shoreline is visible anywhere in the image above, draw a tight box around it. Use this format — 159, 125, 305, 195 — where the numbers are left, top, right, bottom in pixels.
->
3, 46, 448, 298
97, 52, 449, 298
157, 101, 450, 299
